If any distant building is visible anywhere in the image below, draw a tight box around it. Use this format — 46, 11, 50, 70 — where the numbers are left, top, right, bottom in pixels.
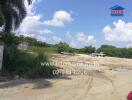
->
110, 5, 125, 16
61, 52, 74, 56
91, 52, 106, 57
18, 42, 29, 50
99, 52, 106, 57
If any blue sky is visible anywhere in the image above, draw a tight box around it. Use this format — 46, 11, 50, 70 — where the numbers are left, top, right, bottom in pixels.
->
18, 0, 132, 48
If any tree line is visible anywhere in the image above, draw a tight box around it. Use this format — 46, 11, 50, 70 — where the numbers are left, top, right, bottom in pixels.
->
1, 33, 132, 59
97, 45, 132, 58
55, 42, 132, 59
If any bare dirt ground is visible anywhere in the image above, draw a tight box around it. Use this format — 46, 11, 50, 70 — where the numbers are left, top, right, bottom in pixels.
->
0, 54, 132, 100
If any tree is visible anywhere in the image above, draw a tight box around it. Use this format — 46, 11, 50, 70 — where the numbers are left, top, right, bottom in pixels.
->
97, 45, 132, 58
0, 0, 32, 32
97, 45, 117, 56
79, 46, 95, 54
0, 33, 19, 46
56, 42, 72, 53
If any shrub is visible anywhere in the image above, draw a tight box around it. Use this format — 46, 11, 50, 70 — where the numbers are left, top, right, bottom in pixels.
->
79, 46, 95, 54
97, 45, 132, 58
2, 46, 34, 76
27, 52, 56, 78
2, 46, 56, 78
0, 33, 19, 46
56, 42, 75, 53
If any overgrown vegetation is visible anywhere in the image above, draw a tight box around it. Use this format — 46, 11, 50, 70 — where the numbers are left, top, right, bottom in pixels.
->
27, 52, 56, 78
18, 35, 52, 47
2, 45, 56, 78
0, 33, 56, 78
56, 42, 75, 53
28, 46, 58, 55
0, 33, 19, 46
97, 45, 132, 58
1, 32, 132, 79
77, 46, 95, 54
0, 0, 57, 79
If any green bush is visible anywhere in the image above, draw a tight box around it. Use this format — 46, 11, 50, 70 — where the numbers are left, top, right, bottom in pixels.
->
0, 33, 19, 46
2, 46, 33, 76
27, 52, 56, 78
97, 45, 132, 58
2, 46, 56, 78
78, 46, 95, 54
56, 42, 75, 53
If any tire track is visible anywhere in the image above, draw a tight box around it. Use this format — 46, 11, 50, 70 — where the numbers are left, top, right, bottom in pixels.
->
94, 72, 121, 100
74, 71, 94, 100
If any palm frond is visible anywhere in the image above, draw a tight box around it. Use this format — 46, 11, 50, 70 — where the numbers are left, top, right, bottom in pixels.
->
0, 0, 32, 32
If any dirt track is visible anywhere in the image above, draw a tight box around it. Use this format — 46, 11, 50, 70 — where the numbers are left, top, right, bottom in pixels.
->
0, 54, 132, 100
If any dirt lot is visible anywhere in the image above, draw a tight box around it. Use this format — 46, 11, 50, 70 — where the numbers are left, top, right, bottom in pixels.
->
0, 54, 132, 100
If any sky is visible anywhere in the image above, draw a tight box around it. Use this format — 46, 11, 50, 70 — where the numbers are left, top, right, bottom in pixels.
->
18, 0, 132, 48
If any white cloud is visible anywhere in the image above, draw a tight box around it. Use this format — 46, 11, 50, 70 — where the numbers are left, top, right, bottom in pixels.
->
127, 44, 132, 48
18, 2, 72, 44
40, 29, 53, 34
70, 40, 77, 48
76, 32, 96, 43
19, 15, 42, 34
103, 20, 132, 43
44, 11, 73, 27
24, 0, 40, 16
66, 32, 96, 48
18, 14, 52, 41
52, 36, 63, 43
18, 0, 53, 42
66, 32, 72, 38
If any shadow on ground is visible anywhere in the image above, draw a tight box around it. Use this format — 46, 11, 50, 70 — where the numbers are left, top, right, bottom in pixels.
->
0, 75, 72, 89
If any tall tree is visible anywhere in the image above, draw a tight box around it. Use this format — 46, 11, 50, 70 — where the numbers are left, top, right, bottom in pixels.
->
0, 0, 32, 32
